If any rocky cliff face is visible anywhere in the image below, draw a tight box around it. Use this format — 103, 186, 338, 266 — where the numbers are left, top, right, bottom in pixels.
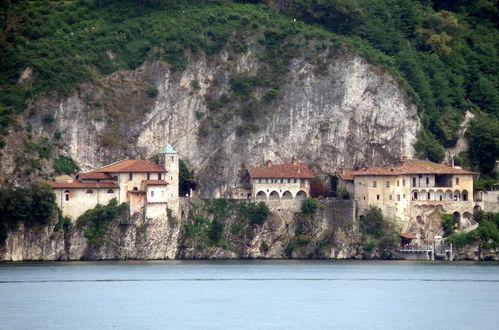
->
1, 50, 420, 196
1, 199, 363, 261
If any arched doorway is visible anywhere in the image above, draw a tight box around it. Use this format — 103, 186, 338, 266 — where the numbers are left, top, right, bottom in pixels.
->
282, 191, 293, 200
462, 190, 468, 201
64, 190, 70, 201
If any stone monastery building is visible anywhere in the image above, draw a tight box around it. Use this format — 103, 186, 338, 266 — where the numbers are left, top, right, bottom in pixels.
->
336, 157, 479, 235
50, 145, 179, 220
245, 157, 315, 200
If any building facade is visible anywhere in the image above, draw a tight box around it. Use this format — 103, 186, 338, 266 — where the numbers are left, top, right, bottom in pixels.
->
336, 158, 479, 239
50, 145, 179, 220
244, 157, 315, 200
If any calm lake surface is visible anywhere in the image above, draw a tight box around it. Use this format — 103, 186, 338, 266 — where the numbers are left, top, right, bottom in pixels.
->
1, 260, 498, 330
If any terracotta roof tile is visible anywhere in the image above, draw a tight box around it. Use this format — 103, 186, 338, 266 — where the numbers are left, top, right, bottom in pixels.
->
128, 190, 146, 194
248, 162, 315, 179
400, 233, 417, 240
49, 181, 119, 189
142, 180, 169, 186
94, 160, 167, 173
78, 172, 113, 180
337, 159, 475, 179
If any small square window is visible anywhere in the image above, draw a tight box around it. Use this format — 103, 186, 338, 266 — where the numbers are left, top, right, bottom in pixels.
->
397, 195, 400, 201
373, 181, 377, 188
389, 195, 392, 200
377, 195, 380, 200
386, 181, 390, 188
397, 181, 399, 186
129, 173, 133, 180
403, 179, 406, 186
456, 177, 459, 185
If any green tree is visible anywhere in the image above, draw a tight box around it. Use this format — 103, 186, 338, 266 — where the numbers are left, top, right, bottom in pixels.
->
469, 116, 499, 176
414, 131, 446, 163
301, 197, 318, 215
179, 159, 195, 197
470, 75, 499, 117
417, 11, 462, 55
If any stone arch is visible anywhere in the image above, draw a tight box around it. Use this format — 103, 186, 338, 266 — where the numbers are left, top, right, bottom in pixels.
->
436, 190, 444, 201
296, 190, 307, 199
269, 191, 280, 200
133, 187, 138, 191
474, 205, 481, 213
64, 190, 70, 201
462, 190, 469, 201
412, 190, 419, 200
282, 191, 293, 200
256, 191, 267, 200
453, 190, 461, 201
445, 190, 453, 201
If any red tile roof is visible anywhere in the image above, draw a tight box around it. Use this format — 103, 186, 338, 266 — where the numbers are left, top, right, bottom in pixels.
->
78, 172, 113, 180
128, 190, 146, 194
93, 160, 167, 173
142, 180, 169, 186
248, 162, 315, 179
49, 181, 119, 189
336, 159, 475, 180
400, 233, 417, 240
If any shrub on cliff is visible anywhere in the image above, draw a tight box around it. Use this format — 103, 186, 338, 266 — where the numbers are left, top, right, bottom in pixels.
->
301, 198, 319, 215
77, 198, 129, 248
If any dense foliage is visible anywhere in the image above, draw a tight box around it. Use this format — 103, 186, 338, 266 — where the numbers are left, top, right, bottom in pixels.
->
77, 198, 129, 248
0, 183, 57, 245
179, 159, 195, 197
184, 199, 271, 250
447, 211, 499, 251
0, 0, 497, 177
301, 197, 319, 215
360, 206, 400, 256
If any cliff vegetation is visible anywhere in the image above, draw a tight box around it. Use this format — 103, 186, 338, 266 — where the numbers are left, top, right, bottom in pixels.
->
0, 0, 497, 183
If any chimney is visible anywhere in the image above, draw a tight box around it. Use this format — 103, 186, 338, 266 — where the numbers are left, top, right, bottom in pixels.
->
265, 160, 272, 167
291, 156, 299, 165
400, 156, 408, 165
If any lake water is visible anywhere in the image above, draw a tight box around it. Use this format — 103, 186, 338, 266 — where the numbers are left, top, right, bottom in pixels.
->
1, 260, 498, 330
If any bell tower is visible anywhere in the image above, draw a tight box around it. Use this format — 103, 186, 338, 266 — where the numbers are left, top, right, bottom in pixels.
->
159, 144, 179, 201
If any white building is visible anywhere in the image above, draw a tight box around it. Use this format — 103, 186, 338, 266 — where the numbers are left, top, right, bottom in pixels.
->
245, 157, 315, 200
50, 144, 179, 220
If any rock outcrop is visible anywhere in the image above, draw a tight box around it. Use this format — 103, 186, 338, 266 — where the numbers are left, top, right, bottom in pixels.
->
2, 50, 420, 196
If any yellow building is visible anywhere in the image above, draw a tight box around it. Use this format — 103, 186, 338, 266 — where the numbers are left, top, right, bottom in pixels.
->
336, 157, 479, 240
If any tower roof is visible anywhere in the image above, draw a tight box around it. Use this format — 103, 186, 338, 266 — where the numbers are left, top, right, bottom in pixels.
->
160, 144, 177, 154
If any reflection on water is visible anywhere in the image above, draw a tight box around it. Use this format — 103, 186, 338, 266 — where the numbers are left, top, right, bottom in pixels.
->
1, 260, 498, 330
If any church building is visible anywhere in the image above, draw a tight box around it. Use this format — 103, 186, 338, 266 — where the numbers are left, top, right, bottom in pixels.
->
50, 144, 179, 220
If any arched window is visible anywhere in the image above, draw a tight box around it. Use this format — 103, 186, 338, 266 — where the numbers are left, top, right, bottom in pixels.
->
107, 189, 114, 194
64, 190, 70, 201
256, 191, 267, 200
86, 189, 93, 194
269, 191, 280, 200
296, 191, 307, 199
462, 190, 468, 201
133, 187, 138, 191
